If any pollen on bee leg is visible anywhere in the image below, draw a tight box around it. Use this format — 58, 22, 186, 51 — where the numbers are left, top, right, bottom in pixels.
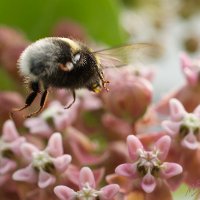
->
102, 80, 110, 91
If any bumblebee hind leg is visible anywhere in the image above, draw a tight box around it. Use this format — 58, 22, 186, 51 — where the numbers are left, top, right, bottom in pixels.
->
11, 81, 40, 114
25, 90, 49, 118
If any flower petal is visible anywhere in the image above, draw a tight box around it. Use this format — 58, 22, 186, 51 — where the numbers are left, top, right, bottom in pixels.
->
100, 184, 120, 200
38, 170, 56, 188
24, 117, 52, 137
21, 143, 39, 162
141, 172, 156, 193
52, 155, 72, 173
161, 121, 180, 136
169, 99, 186, 121
54, 185, 76, 200
115, 163, 138, 178
193, 105, 200, 118
127, 135, 143, 161
155, 135, 171, 161
181, 131, 198, 149
12, 164, 37, 183
46, 132, 63, 157
0, 158, 16, 174
79, 167, 95, 189
2, 120, 19, 142
161, 162, 183, 179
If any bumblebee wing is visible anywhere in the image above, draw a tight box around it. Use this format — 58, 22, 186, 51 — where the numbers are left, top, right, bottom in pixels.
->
93, 43, 159, 68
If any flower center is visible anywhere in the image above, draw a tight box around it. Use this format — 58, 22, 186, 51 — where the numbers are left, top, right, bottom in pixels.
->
180, 114, 200, 137
76, 182, 99, 200
32, 151, 54, 172
137, 149, 161, 177
0, 139, 13, 158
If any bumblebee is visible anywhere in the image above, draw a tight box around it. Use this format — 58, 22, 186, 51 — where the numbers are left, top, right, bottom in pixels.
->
13, 37, 152, 118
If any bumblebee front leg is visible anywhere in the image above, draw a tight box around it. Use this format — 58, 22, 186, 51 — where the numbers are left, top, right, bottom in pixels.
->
97, 70, 110, 91
11, 82, 40, 114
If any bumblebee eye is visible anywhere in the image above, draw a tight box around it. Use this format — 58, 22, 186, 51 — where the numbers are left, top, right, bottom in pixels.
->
73, 53, 81, 64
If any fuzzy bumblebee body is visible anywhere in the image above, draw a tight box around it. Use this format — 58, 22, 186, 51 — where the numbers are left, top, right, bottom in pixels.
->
19, 37, 104, 90
15, 37, 108, 117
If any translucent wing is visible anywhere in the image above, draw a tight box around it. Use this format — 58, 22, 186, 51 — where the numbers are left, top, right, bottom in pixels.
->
93, 43, 159, 68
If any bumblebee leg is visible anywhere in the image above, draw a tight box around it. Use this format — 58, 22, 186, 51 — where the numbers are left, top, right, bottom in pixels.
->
11, 82, 40, 113
97, 70, 110, 91
26, 90, 48, 118
64, 90, 76, 109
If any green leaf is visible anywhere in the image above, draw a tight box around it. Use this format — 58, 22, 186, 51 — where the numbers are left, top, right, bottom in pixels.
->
0, 0, 126, 45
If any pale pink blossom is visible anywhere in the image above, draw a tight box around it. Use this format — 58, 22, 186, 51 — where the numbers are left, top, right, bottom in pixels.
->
101, 68, 153, 121
0, 120, 25, 176
13, 132, 72, 188
162, 98, 200, 149
180, 53, 200, 86
24, 100, 80, 136
54, 167, 119, 200
115, 135, 182, 193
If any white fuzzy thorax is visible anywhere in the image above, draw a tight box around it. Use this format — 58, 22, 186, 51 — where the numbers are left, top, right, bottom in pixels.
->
18, 37, 80, 81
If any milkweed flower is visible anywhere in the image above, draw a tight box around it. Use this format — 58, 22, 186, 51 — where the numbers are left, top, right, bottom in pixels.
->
24, 100, 80, 137
162, 98, 200, 149
54, 166, 120, 200
0, 120, 25, 176
101, 68, 153, 122
115, 135, 182, 193
156, 53, 200, 114
13, 132, 72, 188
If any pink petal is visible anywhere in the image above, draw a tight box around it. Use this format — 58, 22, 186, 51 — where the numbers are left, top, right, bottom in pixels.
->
100, 184, 120, 200
24, 117, 52, 137
79, 167, 96, 189
46, 132, 63, 157
52, 155, 72, 173
54, 185, 76, 200
12, 164, 37, 183
141, 172, 156, 193
180, 53, 197, 85
21, 143, 39, 162
127, 135, 143, 161
155, 135, 171, 161
2, 120, 19, 142
115, 163, 138, 178
38, 170, 56, 188
193, 105, 200, 118
181, 131, 198, 149
161, 121, 180, 136
169, 99, 186, 121
0, 158, 16, 174
161, 162, 183, 179
180, 53, 192, 69
10, 137, 26, 155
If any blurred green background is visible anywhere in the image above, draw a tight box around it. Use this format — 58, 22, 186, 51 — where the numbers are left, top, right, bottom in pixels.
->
0, 0, 126, 45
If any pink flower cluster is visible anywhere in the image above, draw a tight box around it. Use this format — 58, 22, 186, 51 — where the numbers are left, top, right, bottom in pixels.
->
1, 26, 200, 200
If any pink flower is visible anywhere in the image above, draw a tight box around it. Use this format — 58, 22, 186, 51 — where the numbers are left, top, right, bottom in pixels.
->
24, 100, 79, 137
115, 135, 182, 193
100, 68, 153, 122
162, 98, 200, 149
54, 166, 120, 200
0, 120, 25, 175
180, 53, 200, 86
13, 133, 72, 188
156, 54, 200, 114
